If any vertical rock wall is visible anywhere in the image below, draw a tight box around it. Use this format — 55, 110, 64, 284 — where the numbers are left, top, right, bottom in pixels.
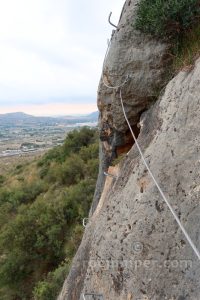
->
91, 0, 170, 214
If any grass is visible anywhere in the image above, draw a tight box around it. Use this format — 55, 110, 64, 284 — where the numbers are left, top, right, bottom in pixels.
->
172, 24, 200, 71
134, 0, 200, 72
135, 0, 200, 39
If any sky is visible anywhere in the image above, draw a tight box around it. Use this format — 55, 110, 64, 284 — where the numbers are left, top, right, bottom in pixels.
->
0, 0, 124, 116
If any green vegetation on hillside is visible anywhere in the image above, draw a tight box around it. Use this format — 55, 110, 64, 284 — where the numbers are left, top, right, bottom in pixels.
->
0, 127, 99, 300
135, 0, 200, 71
135, 0, 200, 38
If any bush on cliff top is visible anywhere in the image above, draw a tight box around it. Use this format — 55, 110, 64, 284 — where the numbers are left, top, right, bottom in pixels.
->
135, 0, 200, 38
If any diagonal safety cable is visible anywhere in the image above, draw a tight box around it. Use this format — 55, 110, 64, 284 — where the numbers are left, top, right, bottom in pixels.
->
101, 73, 200, 260
101, 18, 200, 260
119, 87, 200, 261
102, 38, 111, 69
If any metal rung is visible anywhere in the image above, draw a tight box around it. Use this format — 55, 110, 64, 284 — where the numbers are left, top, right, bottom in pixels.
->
108, 12, 118, 29
103, 171, 116, 179
82, 218, 89, 228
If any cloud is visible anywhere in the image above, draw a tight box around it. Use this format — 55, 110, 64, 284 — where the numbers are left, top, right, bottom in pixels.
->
0, 0, 124, 111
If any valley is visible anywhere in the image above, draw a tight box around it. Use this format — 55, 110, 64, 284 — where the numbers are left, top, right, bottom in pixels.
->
0, 112, 98, 159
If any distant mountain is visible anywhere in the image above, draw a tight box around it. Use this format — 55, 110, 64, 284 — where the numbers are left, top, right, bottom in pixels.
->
87, 111, 99, 120
0, 112, 35, 120
0, 112, 54, 126
59, 111, 99, 121
0, 111, 98, 127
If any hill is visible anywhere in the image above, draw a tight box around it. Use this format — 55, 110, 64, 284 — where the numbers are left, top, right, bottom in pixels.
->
0, 127, 99, 300
0, 112, 33, 120
0, 112, 98, 126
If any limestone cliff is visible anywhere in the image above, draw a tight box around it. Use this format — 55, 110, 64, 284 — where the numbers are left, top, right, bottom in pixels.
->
59, 1, 200, 299
91, 0, 170, 214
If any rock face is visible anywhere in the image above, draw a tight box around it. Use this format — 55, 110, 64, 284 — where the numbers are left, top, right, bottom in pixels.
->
59, 57, 200, 300
91, 0, 170, 214
59, 1, 200, 299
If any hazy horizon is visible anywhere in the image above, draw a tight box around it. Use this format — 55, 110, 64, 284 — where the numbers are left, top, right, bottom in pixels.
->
0, 0, 124, 115
0, 103, 98, 116
0, 107, 98, 117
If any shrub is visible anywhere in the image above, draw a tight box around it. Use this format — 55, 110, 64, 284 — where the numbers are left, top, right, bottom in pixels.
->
39, 165, 49, 179
13, 164, 24, 175
0, 182, 47, 208
61, 155, 85, 186
0, 198, 68, 296
85, 158, 99, 179
135, 0, 200, 39
43, 162, 63, 184
37, 128, 98, 165
0, 178, 95, 298
37, 147, 62, 166
79, 143, 99, 162
0, 127, 99, 299
63, 127, 97, 157
65, 179, 96, 219
33, 262, 70, 300
33, 226, 83, 300
0, 181, 47, 209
